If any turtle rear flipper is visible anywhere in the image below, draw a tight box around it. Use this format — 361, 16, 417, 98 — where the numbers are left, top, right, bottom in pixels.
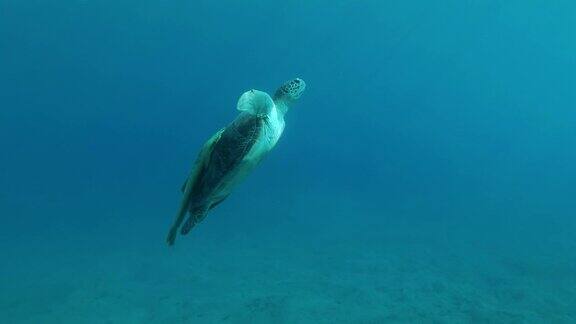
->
180, 206, 209, 236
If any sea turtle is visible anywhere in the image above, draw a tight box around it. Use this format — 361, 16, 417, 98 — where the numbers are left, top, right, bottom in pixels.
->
166, 78, 306, 245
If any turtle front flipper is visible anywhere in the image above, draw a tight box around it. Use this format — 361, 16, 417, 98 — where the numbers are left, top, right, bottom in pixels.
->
166, 128, 225, 246
166, 224, 180, 246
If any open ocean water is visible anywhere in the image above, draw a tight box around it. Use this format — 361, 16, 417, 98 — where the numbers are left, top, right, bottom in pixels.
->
1, 0, 576, 323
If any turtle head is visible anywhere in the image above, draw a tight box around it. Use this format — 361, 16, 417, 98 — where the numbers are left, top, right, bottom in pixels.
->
273, 78, 306, 108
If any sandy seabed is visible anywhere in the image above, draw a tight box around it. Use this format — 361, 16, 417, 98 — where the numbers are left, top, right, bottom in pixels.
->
2, 209, 575, 324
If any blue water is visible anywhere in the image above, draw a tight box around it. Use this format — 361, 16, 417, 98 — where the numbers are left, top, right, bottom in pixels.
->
2, 1, 575, 322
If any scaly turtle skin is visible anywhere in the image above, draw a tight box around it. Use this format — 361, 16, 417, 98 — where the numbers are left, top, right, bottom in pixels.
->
166, 78, 306, 246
